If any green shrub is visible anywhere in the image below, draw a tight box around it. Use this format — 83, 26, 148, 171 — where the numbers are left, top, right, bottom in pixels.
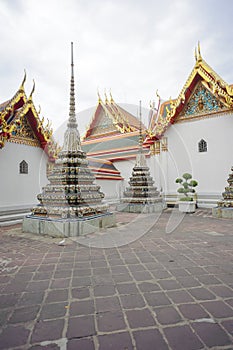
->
175, 173, 198, 201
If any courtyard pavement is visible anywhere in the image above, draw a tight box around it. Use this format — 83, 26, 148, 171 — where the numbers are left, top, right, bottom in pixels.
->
0, 208, 233, 350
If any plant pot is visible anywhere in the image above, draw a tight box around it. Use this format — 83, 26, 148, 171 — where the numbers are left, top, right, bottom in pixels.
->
178, 201, 196, 213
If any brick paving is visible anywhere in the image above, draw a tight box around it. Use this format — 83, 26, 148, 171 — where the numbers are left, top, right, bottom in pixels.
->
0, 208, 232, 349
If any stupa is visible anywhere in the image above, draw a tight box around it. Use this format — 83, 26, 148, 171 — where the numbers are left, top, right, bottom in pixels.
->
23, 43, 116, 237
117, 102, 164, 213
212, 166, 233, 219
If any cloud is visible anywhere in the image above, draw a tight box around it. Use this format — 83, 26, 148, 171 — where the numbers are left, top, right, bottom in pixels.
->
0, 0, 233, 139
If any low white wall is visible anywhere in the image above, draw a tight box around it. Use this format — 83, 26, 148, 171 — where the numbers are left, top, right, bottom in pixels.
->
0, 142, 48, 211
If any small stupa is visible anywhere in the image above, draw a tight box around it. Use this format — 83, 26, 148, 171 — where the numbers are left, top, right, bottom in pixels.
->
23, 43, 115, 236
213, 166, 233, 219
118, 101, 164, 213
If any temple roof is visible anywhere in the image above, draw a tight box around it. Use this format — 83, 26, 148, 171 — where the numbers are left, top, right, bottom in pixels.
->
146, 44, 233, 141
0, 73, 59, 159
83, 92, 145, 140
88, 157, 123, 180
81, 93, 149, 161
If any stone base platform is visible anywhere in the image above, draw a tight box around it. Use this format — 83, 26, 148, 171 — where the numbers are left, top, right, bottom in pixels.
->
22, 212, 116, 237
212, 207, 233, 219
117, 201, 165, 213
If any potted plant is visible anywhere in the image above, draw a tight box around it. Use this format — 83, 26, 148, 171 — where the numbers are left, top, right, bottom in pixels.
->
175, 173, 198, 213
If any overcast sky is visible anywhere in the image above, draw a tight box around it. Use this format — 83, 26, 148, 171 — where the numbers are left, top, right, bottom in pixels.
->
1, 0, 233, 140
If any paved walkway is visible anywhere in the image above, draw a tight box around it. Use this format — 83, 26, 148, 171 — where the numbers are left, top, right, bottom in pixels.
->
0, 209, 233, 349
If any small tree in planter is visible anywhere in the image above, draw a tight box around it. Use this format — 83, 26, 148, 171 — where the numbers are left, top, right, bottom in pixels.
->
175, 173, 198, 212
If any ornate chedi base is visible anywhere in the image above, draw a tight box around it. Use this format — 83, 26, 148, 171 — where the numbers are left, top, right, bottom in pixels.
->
212, 166, 233, 219
23, 212, 115, 237
23, 43, 116, 237
117, 152, 165, 214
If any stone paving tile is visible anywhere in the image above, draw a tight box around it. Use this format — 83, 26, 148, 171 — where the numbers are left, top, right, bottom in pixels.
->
144, 291, 171, 307
166, 289, 194, 304
133, 328, 169, 350
39, 302, 67, 320
221, 319, 233, 336
97, 310, 127, 332
70, 299, 94, 316
9, 305, 40, 324
30, 319, 64, 343
192, 322, 232, 347
164, 324, 204, 350
154, 306, 183, 325
67, 315, 96, 339
137, 281, 161, 292
201, 300, 233, 318
17, 291, 45, 307
71, 286, 90, 299
178, 303, 209, 320
93, 285, 116, 297
45, 289, 69, 303
115, 282, 139, 295
209, 284, 233, 297
120, 293, 146, 309
67, 337, 95, 350
158, 279, 183, 291
50, 278, 70, 289
126, 308, 156, 328
1, 211, 233, 348
0, 324, 30, 348
187, 286, 217, 300
98, 332, 133, 350
95, 296, 121, 312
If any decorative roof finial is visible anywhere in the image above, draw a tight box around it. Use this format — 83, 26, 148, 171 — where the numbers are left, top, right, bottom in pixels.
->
97, 89, 102, 104
197, 41, 202, 61
29, 79, 35, 99
104, 90, 109, 104
194, 46, 197, 61
19, 69, 26, 91
109, 89, 114, 103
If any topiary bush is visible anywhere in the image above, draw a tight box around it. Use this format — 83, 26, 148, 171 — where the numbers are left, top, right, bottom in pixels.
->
175, 173, 198, 201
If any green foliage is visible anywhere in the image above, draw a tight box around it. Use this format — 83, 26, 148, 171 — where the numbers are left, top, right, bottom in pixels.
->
180, 196, 193, 201
175, 173, 198, 200
183, 173, 192, 180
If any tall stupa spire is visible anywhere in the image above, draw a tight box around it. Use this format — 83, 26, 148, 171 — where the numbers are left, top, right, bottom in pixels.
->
25, 42, 116, 233
68, 42, 76, 125
139, 100, 143, 150
62, 42, 81, 152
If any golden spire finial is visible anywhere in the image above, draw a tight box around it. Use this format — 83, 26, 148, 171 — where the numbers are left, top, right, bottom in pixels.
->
156, 89, 161, 100
197, 41, 202, 61
19, 69, 26, 91
29, 79, 35, 99
109, 89, 114, 103
194, 46, 197, 61
104, 90, 109, 104
97, 89, 102, 104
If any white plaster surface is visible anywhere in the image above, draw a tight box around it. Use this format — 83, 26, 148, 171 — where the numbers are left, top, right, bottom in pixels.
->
0, 142, 48, 211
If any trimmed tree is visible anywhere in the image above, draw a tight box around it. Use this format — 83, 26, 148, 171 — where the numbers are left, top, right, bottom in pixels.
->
175, 173, 198, 201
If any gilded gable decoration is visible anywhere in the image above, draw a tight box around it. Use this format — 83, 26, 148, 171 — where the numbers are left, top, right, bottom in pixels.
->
179, 82, 226, 119
0, 72, 57, 159
83, 91, 144, 140
146, 43, 233, 143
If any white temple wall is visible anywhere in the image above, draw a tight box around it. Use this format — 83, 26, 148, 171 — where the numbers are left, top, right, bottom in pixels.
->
163, 113, 233, 207
0, 142, 48, 211
96, 179, 124, 202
